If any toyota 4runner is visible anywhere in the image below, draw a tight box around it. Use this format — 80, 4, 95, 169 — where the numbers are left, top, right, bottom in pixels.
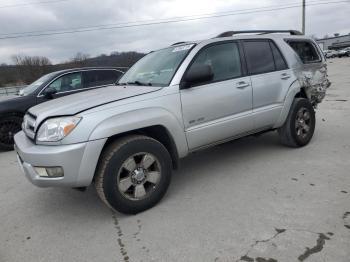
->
14, 30, 330, 214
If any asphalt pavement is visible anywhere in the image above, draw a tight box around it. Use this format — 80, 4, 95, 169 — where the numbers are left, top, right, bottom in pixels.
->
1, 58, 349, 262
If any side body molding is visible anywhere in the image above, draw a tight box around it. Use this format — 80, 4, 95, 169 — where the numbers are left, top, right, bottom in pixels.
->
88, 108, 189, 158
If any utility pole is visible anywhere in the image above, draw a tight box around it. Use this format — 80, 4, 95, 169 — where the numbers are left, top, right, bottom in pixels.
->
302, 0, 306, 34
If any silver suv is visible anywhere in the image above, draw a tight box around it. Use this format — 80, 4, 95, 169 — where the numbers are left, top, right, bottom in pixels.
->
14, 30, 330, 214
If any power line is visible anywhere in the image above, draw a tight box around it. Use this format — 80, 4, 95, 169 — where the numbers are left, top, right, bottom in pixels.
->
0, 0, 69, 9
0, 0, 348, 40
0, 0, 332, 36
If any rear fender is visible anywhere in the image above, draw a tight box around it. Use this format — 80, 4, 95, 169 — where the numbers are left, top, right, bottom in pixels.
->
274, 80, 301, 128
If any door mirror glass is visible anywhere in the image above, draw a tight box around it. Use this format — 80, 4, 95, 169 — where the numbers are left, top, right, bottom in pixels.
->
184, 64, 214, 88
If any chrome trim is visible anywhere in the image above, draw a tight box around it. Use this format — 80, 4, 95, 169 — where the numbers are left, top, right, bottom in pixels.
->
37, 69, 124, 98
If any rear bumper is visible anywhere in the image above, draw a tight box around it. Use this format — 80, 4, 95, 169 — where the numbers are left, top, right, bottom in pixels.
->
14, 131, 106, 187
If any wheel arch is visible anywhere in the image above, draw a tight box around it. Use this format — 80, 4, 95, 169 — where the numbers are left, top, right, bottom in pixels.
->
274, 80, 304, 128
101, 125, 180, 169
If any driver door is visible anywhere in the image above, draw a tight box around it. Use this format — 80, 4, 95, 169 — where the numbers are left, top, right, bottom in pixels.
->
180, 41, 253, 150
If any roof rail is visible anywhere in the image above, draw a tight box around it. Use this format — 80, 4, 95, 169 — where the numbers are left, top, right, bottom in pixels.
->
216, 30, 303, 38
171, 41, 188, 46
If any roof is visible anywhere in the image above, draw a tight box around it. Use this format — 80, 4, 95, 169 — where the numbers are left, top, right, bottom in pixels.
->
53, 67, 126, 75
170, 30, 310, 48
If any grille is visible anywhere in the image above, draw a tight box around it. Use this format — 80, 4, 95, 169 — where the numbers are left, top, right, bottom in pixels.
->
23, 112, 37, 140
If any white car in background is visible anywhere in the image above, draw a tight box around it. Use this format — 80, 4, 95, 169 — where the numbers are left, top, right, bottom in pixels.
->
338, 47, 350, 58
323, 50, 338, 58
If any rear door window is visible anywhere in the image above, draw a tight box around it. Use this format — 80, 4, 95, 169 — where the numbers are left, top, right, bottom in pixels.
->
243, 40, 275, 75
84, 70, 122, 88
270, 42, 288, 70
287, 40, 321, 63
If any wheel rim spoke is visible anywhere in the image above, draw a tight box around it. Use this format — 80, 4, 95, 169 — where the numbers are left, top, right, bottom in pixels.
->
303, 124, 310, 133
303, 111, 310, 121
297, 110, 304, 118
141, 154, 155, 169
147, 171, 161, 184
119, 176, 133, 192
296, 128, 302, 136
0, 120, 21, 145
123, 157, 137, 172
134, 184, 146, 199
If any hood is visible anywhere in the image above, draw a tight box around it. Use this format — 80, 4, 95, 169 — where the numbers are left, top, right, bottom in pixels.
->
0, 95, 19, 102
29, 85, 162, 118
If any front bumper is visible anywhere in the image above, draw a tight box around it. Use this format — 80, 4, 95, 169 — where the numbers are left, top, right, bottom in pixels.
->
14, 131, 106, 187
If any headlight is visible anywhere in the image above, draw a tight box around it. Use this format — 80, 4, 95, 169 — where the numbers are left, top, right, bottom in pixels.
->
36, 116, 81, 142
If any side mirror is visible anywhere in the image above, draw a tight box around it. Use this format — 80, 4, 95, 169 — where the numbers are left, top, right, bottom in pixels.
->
43, 87, 57, 99
182, 64, 214, 88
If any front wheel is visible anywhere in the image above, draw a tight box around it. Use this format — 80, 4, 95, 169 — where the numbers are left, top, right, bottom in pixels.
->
95, 135, 172, 214
278, 98, 316, 147
0, 115, 22, 151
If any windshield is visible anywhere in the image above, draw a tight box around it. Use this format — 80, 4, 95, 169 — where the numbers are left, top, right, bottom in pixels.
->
118, 44, 195, 87
19, 72, 56, 96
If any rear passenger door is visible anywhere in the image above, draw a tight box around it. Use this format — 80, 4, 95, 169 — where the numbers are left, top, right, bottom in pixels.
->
180, 41, 253, 150
83, 70, 123, 88
243, 40, 294, 130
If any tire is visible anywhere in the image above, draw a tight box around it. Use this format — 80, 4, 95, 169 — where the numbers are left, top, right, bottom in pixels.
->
95, 135, 172, 214
278, 98, 316, 148
0, 115, 22, 151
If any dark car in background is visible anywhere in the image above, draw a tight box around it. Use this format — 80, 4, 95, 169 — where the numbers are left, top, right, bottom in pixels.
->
0, 67, 124, 150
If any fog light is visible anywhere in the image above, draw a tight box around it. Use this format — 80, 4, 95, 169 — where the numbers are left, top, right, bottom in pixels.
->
34, 167, 64, 178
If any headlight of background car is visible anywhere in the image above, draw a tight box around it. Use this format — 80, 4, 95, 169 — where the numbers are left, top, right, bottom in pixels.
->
36, 116, 81, 142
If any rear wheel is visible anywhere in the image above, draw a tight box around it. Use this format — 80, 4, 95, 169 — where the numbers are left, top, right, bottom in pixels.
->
0, 115, 22, 151
95, 135, 172, 214
278, 98, 315, 147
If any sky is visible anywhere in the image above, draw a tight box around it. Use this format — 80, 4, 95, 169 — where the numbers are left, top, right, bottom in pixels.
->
0, 0, 349, 64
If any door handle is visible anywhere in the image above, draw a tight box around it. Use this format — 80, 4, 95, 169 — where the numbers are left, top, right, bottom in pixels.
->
281, 73, 291, 80
236, 81, 250, 89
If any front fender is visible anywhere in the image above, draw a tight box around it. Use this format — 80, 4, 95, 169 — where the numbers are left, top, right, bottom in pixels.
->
89, 107, 189, 158
274, 80, 301, 128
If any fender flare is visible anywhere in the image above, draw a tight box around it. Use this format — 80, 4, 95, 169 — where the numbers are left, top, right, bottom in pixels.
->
274, 80, 302, 128
88, 107, 189, 158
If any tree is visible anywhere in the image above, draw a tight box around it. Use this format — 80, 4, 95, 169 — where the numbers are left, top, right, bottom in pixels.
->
69, 52, 90, 67
11, 55, 52, 84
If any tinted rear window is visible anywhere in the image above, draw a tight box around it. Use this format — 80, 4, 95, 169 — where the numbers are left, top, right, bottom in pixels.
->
243, 40, 275, 75
287, 41, 321, 63
85, 70, 122, 88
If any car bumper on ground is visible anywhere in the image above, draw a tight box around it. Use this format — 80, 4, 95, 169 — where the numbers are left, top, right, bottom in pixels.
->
14, 131, 106, 188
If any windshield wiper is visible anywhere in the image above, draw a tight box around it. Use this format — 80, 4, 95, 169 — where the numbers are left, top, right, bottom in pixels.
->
116, 81, 152, 86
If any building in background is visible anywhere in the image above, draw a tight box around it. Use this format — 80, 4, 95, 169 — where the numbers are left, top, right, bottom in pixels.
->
316, 34, 350, 51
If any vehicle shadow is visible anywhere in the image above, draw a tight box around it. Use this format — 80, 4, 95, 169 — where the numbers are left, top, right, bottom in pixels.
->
26, 131, 307, 218
167, 131, 293, 197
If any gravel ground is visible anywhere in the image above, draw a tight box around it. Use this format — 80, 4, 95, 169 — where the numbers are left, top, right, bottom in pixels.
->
0, 58, 349, 262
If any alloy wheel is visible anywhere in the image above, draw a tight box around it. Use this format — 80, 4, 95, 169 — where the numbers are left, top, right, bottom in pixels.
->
117, 152, 161, 201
